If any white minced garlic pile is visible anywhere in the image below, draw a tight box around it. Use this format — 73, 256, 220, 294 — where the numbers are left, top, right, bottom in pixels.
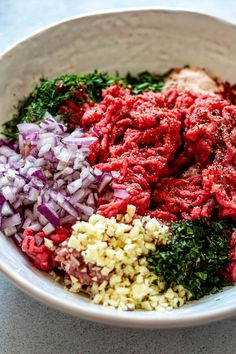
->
55, 205, 190, 311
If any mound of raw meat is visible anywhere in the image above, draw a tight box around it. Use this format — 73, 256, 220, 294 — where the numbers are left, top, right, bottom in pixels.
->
81, 83, 236, 221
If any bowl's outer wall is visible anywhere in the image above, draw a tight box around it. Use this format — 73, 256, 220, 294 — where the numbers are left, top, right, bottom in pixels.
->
0, 9, 236, 328
1, 10, 236, 123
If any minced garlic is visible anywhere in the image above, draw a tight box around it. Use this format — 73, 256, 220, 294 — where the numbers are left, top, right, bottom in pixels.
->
59, 206, 190, 311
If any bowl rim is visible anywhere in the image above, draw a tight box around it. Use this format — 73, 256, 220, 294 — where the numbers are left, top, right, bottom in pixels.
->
1, 253, 236, 328
0, 7, 236, 328
1, 6, 236, 62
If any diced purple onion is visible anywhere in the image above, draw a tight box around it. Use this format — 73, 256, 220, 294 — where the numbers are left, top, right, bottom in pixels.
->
94, 168, 103, 176
30, 222, 42, 232
76, 203, 94, 216
0, 118, 113, 242
98, 173, 113, 193
0, 195, 5, 209
75, 137, 98, 147
114, 189, 130, 199
0, 146, 18, 157
111, 170, 120, 178
31, 170, 46, 181
22, 217, 32, 229
17, 123, 40, 137
87, 193, 95, 205
37, 204, 60, 227
2, 213, 21, 229
91, 126, 100, 138
4, 226, 17, 237
34, 234, 44, 246
42, 223, 55, 236
13, 233, 24, 246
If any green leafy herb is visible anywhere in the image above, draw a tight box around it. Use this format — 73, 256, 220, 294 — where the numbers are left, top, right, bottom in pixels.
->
2, 71, 121, 139
2, 71, 120, 139
124, 70, 165, 94
148, 219, 234, 300
1, 70, 166, 139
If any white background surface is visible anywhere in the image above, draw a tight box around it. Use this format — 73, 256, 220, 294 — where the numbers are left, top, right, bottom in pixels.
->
0, 1, 236, 353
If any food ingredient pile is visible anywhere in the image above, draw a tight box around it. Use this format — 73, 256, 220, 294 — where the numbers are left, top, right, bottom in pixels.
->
0, 68, 235, 310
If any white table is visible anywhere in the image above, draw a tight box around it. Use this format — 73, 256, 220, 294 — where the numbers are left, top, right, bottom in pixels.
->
1, 1, 236, 353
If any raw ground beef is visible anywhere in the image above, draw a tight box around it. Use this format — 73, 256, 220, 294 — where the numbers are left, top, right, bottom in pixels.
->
22, 227, 71, 270
151, 174, 215, 221
55, 247, 105, 286
81, 84, 236, 221
22, 225, 106, 284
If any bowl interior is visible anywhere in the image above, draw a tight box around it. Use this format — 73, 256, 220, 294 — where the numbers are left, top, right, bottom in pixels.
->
0, 9, 236, 328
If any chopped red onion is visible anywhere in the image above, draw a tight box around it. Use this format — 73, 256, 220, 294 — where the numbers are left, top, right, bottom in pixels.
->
55, 147, 72, 163
13, 199, 22, 209
62, 129, 85, 145
17, 123, 40, 137
42, 223, 55, 235
29, 187, 40, 201
75, 137, 98, 147
87, 193, 95, 205
111, 170, 120, 178
22, 217, 32, 229
76, 203, 94, 216
94, 168, 103, 176
0, 196, 4, 226
24, 209, 34, 220
0, 195, 5, 209
50, 191, 79, 218
98, 173, 113, 193
67, 179, 82, 194
38, 204, 60, 227
0, 156, 7, 164
30, 222, 42, 232
91, 126, 100, 138
4, 226, 17, 237
31, 170, 46, 181
2, 186, 18, 203
13, 233, 24, 246
0, 118, 113, 241
69, 188, 86, 204
2, 213, 21, 229
38, 144, 52, 156
38, 214, 49, 226
39, 117, 65, 134
60, 215, 76, 224
34, 234, 44, 246
114, 189, 130, 199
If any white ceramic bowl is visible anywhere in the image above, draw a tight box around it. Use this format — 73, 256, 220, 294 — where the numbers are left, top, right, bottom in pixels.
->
0, 9, 236, 328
